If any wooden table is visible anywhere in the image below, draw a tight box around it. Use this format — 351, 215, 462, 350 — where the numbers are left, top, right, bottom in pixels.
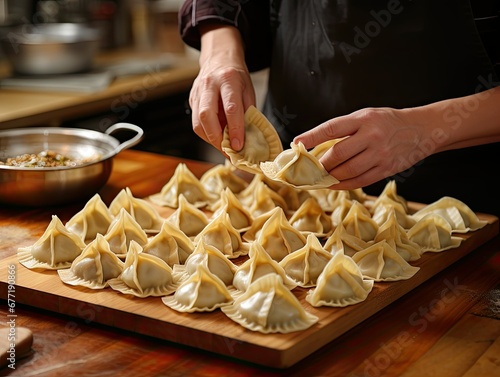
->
1, 149, 499, 377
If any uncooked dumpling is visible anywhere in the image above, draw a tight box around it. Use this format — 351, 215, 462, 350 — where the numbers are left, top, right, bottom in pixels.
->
65, 193, 113, 243
149, 163, 217, 208
237, 174, 288, 217
373, 209, 421, 262
407, 213, 463, 252
175, 240, 238, 286
104, 208, 148, 258
288, 196, 333, 237
232, 241, 297, 292
162, 264, 234, 313
221, 274, 319, 333
18, 215, 86, 270
193, 212, 249, 259
256, 206, 307, 261
412, 196, 488, 233
166, 194, 209, 238
351, 240, 420, 281
210, 188, 253, 232
200, 161, 248, 195
279, 233, 333, 288
260, 142, 339, 189
108, 240, 178, 297
58, 234, 124, 289
306, 251, 374, 307
109, 187, 164, 233
221, 105, 283, 174
323, 221, 370, 257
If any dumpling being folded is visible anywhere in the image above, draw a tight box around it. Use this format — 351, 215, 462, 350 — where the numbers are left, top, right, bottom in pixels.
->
351, 240, 420, 281
65, 193, 113, 243
108, 187, 164, 233
108, 240, 178, 297
18, 215, 86, 270
260, 141, 339, 189
149, 163, 217, 208
278, 233, 332, 288
222, 274, 319, 333
221, 105, 283, 174
162, 264, 234, 313
232, 241, 297, 292
58, 234, 124, 289
306, 251, 374, 307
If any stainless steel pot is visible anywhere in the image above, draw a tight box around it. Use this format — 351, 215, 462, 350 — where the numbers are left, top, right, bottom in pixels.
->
0, 23, 100, 75
0, 123, 143, 207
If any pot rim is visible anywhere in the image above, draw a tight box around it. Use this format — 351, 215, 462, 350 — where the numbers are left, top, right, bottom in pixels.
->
0, 123, 144, 171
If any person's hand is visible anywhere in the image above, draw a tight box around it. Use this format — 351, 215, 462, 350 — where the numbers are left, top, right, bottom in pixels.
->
189, 25, 256, 153
294, 107, 431, 190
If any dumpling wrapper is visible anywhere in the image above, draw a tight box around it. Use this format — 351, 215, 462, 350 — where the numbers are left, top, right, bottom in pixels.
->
162, 264, 234, 313
221, 105, 283, 174
18, 215, 86, 270
221, 274, 319, 334
260, 141, 339, 189
58, 234, 124, 289
306, 252, 374, 307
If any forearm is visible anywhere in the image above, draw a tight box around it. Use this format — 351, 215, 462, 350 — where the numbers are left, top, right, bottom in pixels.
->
405, 86, 500, 154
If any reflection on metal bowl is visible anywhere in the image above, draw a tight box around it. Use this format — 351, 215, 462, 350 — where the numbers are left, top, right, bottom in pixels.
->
0, 23, 101, 75
0, 123, 143, 207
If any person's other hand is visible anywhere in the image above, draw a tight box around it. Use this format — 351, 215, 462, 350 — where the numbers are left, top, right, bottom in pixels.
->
189, 25, 255, 153
295, 107, 431, 190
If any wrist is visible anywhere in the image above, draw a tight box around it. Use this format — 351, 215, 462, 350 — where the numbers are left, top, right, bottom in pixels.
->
199, 24, 245, 66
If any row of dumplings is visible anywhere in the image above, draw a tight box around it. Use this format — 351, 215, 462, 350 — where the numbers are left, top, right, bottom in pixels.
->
17, 160, 487, 334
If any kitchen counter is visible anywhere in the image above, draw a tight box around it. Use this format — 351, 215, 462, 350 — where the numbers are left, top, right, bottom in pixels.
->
0, 149, 499, 376
0, 49, 199, 129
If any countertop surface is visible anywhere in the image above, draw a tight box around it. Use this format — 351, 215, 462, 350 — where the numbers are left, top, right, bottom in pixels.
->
0, 49, 199, 129
0, 149, 499, 377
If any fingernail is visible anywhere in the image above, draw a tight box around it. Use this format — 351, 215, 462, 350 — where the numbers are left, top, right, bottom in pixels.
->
232, 138, 242, 151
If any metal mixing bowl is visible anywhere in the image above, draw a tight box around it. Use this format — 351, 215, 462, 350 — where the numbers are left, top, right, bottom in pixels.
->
0, 123, 143, 207
0, 23, 100, 75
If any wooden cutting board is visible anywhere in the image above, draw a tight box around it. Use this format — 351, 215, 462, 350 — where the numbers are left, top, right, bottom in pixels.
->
0, 210, 498, 369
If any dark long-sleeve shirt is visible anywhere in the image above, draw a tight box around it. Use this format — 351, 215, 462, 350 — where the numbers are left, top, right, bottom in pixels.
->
179, 0, 500, 216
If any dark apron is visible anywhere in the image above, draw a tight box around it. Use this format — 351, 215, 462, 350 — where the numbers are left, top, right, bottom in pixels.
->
262, 0, 500, 216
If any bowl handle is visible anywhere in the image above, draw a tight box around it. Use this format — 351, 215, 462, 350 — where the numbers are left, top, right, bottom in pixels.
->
105, 123, 144, 154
